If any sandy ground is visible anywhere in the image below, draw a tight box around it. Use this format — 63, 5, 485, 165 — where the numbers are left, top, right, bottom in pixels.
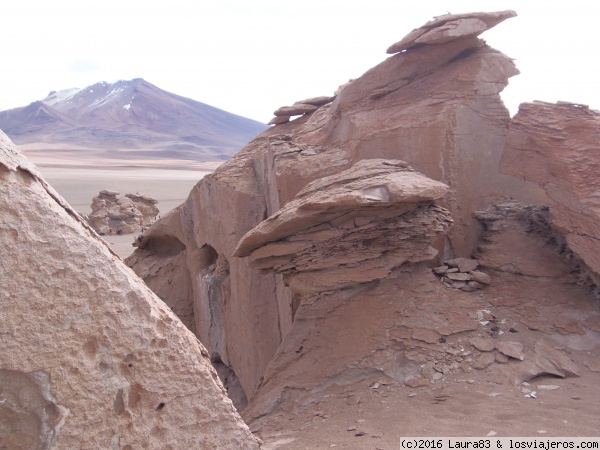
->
31, 161, 214, 259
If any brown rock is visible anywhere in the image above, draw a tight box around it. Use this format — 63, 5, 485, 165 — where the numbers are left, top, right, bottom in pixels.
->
470, 338, 495, 352
495, 351, 510, 364
432, 265, 449, 274
412, 328, 441, 344
127, 11, 525, 404
446, 258, 479, 273
274, 103, 318, 116
295, 95, 335, 106
268, 115, 291, 125
469, 271, 491, 285
501, 102, 600, 287
507, 339, 580, 383
233, 159, 452, 294
496, 341, 525, 360
467, 281, 485, 289
445, 272, 471, 281
473, 352, 496, 370
387, 10, 517, 53
0, 132, 260, 449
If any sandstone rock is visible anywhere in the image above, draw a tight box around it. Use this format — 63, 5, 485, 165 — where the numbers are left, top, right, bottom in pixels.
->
446, 258, 479, 273
387, 10, 517, 53
274, 103, 318, 116
470, 271, 491, 285
504, 339, 580, 383
268, 115, 291, 125
127, 10, 537, 405
88, 190, 159, 235
501, 102, 600, 288
470, 338, 495, 352
234, 159, 452, 294
467, 281, 485, 290
0, 131, 260, 449
473, 352, 496, 370
412, 328, 441, 344
295, 95, 336, 106
496, 342, 525, 360
495, 352, 509, 364
433, 265, 449, 274
446, 272, 471, 282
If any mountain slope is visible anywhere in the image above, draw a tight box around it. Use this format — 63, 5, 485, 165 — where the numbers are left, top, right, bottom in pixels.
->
0, 79, 267, 162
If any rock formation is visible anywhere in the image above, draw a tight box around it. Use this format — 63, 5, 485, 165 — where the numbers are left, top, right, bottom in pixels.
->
500, 101, 600, 290
126, 9, 600, 431
0, 131, 260, 449
88, 190, 159, 234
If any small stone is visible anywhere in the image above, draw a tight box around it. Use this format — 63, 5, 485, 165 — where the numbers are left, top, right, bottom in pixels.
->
473, 352, 495, 370
486, 431, 498, 437
446, 258, 479, 273
537, 385, 560, 390
452, 281, 467, 289
461, 284, 478, 292
470, 271, 492, 285
446, 272, 471, 281
433, 265, 449, 274
470, 338, 495, 352
446, 268, 459, 273
347, 426, 357, 431
495, 352, 509, 364
496, 341, 525, 360
406, 378, 429, 388
355, 431, 366, 437
467, 281, 485, 289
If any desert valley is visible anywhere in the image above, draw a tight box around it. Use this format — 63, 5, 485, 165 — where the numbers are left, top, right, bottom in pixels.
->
2, 10, 600, 450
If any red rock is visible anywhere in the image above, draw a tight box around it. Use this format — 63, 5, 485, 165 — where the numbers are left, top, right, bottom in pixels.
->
501, 101, 600, 287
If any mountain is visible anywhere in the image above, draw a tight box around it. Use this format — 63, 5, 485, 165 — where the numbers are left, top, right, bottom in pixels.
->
0, 79, 267, 163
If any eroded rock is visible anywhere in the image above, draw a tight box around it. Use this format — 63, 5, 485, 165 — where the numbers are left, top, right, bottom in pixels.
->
0, 131, 259, 449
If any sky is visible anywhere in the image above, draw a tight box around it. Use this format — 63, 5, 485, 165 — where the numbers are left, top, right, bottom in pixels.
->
1, 0, 599, 123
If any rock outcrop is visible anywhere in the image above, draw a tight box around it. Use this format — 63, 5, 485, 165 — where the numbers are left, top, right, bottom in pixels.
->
128, 10, 525, 404
234, 159, 452, 295
127, 10, 600, 425
88, 190, 159, 234
501, 101, 600, 289
0, 131, 260, 449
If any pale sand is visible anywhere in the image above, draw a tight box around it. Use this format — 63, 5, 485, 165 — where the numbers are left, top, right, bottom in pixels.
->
33, 162, 215, 259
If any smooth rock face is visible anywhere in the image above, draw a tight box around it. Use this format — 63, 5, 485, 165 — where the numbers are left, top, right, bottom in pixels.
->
501, 101, 600, 287
0, 131, 260, 449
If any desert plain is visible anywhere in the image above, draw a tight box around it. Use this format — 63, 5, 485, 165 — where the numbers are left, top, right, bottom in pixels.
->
24, 152, 216, 259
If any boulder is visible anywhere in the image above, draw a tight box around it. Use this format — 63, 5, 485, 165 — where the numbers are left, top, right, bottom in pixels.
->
0, 131, 260, 449
88, 190, 159, 235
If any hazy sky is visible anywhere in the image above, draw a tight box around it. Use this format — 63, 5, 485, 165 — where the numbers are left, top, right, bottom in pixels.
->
2, 0, 599, 123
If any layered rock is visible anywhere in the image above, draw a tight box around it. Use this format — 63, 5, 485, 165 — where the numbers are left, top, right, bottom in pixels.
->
88, 190, 159, 234
128, 10, 529, 403
235, 159, 452, 296
501, 101, 600, 288
0, 131, 260, 449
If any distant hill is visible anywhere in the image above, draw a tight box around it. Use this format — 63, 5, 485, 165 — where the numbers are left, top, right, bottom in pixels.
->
0, 78, 267, 163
